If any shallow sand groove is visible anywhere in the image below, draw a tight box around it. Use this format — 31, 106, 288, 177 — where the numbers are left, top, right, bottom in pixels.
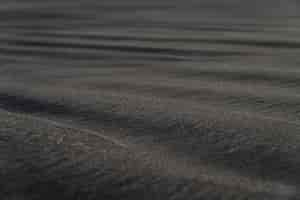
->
0, 109, 298, 199
1, 0, 300, 199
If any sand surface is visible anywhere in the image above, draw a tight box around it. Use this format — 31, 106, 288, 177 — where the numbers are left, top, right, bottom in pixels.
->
0, 1, 300, 199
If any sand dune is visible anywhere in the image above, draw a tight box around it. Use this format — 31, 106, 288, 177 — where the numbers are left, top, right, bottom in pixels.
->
0, 0, 300, 199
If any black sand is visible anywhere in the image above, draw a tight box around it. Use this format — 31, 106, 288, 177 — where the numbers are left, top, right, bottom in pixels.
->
0, 1, 300, 199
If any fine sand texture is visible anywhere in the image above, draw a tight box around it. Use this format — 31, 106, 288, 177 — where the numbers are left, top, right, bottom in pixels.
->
1, 0, 300, 199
